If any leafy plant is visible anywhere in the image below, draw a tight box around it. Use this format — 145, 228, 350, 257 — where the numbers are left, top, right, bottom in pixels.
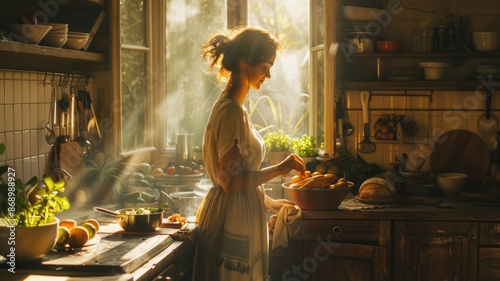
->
249, 94, 309, 138
73, 157, 124, 203
0, 143, 70, 227
263, 130, 292, 152
292, 134, 317, 157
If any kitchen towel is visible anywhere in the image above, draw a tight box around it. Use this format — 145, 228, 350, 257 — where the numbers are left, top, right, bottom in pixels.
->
272, 203, 302, 250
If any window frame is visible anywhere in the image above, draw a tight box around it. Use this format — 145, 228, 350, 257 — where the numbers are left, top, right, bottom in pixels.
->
112, 0, 336, 162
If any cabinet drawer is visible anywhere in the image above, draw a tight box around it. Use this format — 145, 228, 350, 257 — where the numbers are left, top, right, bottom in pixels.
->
479, 247, 500, 281
298, 220, 382, 242
479, 223, 500, 246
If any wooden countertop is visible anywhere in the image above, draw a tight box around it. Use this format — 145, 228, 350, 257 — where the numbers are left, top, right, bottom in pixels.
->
301, 196, 500, 221
0, 205, 196, 280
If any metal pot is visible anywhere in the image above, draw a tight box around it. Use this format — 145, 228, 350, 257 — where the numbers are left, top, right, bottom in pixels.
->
169, 191, 204, 217
347, 36, 374, 53
94, 207, 163, 232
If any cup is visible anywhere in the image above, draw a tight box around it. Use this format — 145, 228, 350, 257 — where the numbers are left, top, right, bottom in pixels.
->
175, 133, 193, 165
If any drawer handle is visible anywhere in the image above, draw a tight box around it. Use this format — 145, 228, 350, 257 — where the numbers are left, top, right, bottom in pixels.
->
332, 225, 342, 235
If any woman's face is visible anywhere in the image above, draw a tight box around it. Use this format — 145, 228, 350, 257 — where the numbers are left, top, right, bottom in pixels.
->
246, 54, 276, 90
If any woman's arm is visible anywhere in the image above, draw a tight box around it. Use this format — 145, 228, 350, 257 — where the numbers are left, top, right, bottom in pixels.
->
218, 143, 305, 194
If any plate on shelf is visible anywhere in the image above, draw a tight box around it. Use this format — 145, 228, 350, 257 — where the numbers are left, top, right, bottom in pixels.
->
355, 195, 399, 204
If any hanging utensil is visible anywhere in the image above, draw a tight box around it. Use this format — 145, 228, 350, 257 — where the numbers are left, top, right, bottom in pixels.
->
477, 89, 498, 151
358, 91, 376, 153
86, 89, 102, 143
45, 85, 56, 146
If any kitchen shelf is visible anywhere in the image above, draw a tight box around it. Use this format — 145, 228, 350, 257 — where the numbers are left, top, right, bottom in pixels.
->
349, 52, 500, 59
342, 80, 500, 91
0, 41, 105, 61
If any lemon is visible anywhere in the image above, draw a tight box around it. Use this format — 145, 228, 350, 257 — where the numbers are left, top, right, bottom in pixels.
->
69, 226, 89, 248
56, 226, 70, 247
81, 222, 96, 240
83, 219, 100, 232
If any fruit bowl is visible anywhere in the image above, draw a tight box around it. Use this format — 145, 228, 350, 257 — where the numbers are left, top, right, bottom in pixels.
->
282, 181, 353, 211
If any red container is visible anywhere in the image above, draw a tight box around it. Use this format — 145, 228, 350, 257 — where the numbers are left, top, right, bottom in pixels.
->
376, 40, 401, 53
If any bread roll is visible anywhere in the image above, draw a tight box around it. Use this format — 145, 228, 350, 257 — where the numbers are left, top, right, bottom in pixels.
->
359, 178, 397, 200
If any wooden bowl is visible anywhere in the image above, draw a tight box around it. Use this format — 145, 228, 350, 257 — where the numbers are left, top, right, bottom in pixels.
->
282, 182, 353, 211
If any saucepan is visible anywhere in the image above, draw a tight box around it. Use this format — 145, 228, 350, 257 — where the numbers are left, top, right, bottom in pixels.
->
94, 206, 163, 232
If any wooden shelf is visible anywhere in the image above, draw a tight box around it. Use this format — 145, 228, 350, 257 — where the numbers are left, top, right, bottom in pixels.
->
0, 41, 105, 62
349, 52, 500, 59
342, 80, 500, 91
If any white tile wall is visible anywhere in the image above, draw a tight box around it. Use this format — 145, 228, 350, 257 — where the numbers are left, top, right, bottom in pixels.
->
345, 89, 500, 172
0, 69, 92, 182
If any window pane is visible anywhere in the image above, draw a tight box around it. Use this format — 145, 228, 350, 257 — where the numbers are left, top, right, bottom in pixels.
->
164, 0, 226, 149
120, 0, 146, 45
121, 50, 147, 151
247, 0, 310, 139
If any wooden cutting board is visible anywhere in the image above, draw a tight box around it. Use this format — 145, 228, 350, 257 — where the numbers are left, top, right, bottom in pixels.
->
430, 129, 490, 180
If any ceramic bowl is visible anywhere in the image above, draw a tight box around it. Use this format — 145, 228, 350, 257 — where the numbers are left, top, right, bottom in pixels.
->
8, 24, 52, 44
419, 62, 449, 80
437, 173, 468, 196
63, 37, 88, 50
39, 34, 68, 48
0, 218, 58, 261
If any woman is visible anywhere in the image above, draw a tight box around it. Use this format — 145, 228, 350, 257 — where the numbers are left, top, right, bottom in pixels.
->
192, 26, 306, 281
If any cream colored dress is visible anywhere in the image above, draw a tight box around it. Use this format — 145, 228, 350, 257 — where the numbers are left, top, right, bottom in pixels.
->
192, 96, 270, 281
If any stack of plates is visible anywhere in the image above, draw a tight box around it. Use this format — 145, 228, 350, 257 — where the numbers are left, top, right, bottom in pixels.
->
39, 23, 68, 48
63, 31, 89, 50
476, 64, 500, 80
386, 69, 422, 81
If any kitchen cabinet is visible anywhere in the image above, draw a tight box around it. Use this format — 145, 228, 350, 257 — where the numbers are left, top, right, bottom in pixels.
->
337, 0, 500, 91
0, 0, 109, 73
394, 221, 478, 281
270, 220, 391, 281
478, 222, 500, 281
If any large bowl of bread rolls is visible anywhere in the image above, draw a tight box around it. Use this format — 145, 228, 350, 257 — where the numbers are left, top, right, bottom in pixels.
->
357, 177, 398, 203
283, 171, 354, 211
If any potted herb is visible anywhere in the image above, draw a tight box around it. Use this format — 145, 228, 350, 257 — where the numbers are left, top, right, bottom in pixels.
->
292, 134, 318, 159
263, 130, 293, 165
73, 157, 124, 204
0, 143, 71, 261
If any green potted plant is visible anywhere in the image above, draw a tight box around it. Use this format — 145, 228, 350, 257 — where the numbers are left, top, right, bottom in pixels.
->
263, 130, 293, 165
0, 143, 71, 261
72, 157, 124, 204
292, 134, 318, 160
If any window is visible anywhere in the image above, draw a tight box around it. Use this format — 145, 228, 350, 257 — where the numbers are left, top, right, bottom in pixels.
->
117, 0, 332, 158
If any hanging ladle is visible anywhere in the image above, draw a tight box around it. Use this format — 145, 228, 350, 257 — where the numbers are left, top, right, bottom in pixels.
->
45, 85, 56, 146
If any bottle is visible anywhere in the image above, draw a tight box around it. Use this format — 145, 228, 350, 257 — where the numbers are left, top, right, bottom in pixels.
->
446, 14, 457, 51
420, 28, 428, 53
412, 27, 419, 53
432, 26, 440, 52
438, 19, 446, 52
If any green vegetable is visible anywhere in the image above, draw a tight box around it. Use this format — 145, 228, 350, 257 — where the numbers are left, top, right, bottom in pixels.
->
292, 134, 317, 157
263, 130, 292, 152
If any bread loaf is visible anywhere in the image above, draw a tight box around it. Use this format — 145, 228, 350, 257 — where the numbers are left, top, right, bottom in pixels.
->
359, 178, 397, 199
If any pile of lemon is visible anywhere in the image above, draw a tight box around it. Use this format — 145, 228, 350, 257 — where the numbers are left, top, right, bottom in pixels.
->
57, 219, 100, 248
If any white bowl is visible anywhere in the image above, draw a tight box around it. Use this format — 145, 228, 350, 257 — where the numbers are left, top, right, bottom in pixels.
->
8, 24, 52, 44
63, 37, 88, 50
437, 173, 468, 196
473, 32, 500, 38
67, 31, 90, 38
343, 6, 384, 21
419, 62, 449, 80
39, 34, 68, 48
44, 23, 69, 30
473, 37, 500, 52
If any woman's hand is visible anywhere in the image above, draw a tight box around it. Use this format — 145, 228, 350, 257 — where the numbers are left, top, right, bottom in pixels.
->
266, 196, 296, 214
277, 154, 306, 177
